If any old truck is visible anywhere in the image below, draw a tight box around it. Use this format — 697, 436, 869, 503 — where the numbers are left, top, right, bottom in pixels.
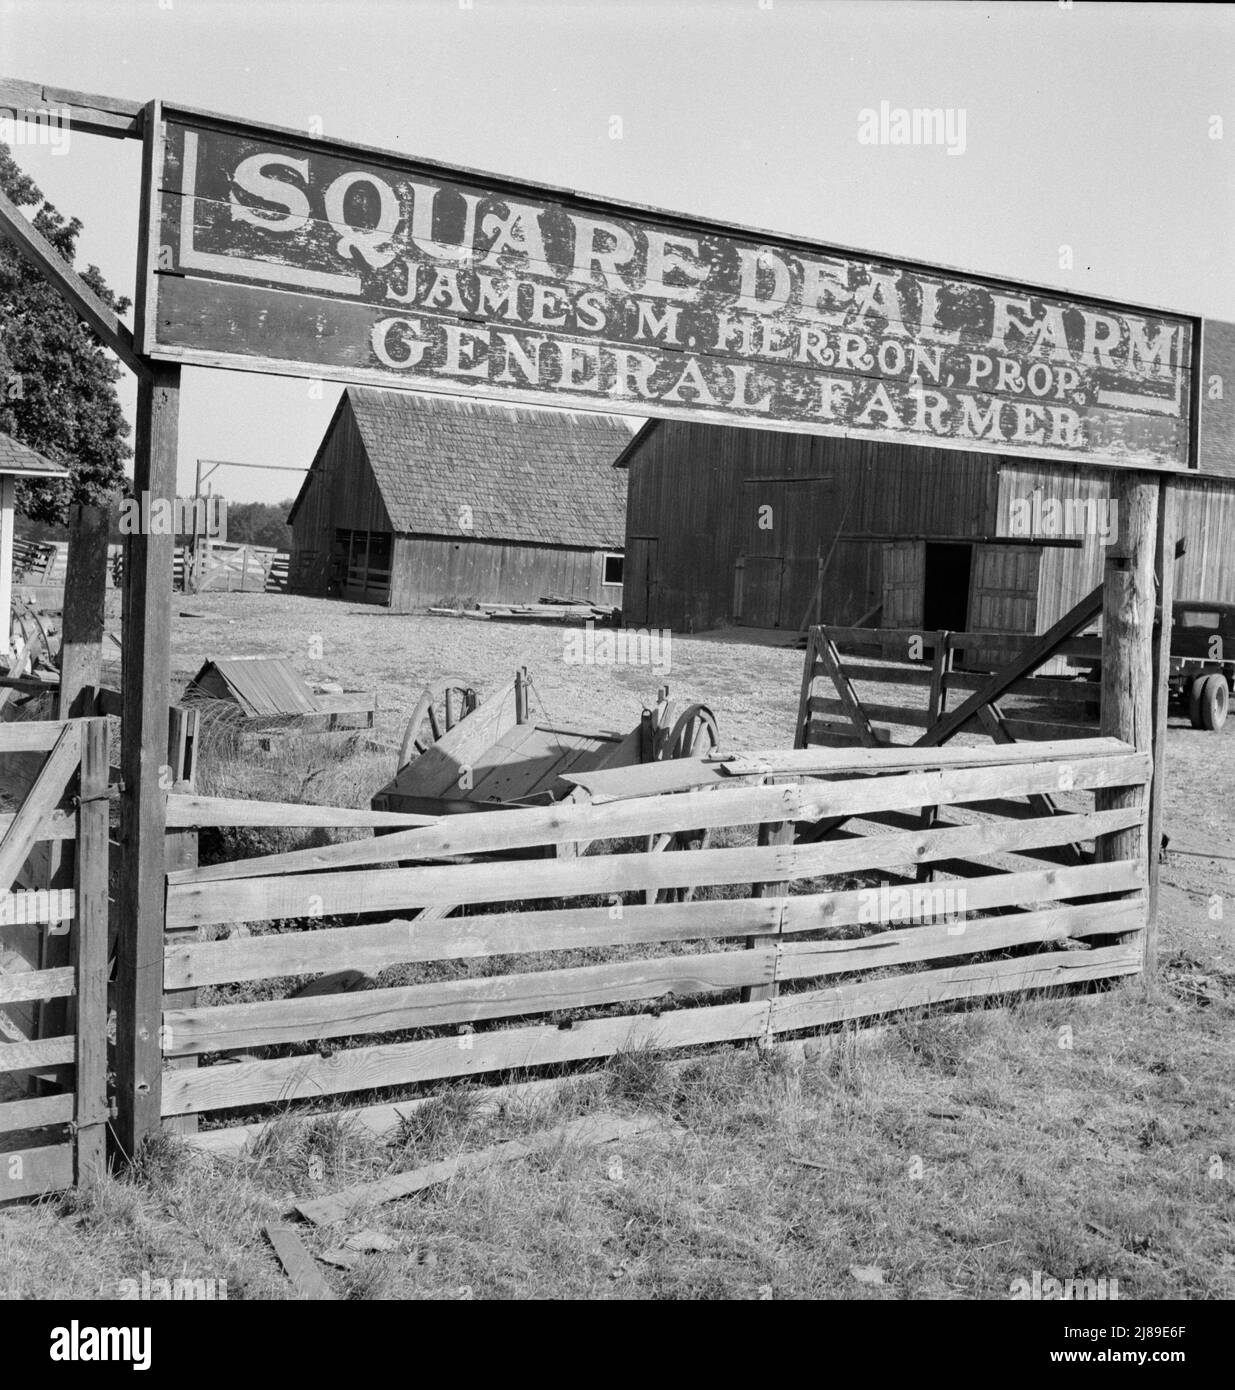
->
1170, 602, 1233, 731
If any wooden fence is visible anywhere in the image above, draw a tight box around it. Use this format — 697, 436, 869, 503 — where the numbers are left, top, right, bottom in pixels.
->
797, 623, 1103, 750
158, 739, 1148, 1151
0, 719, 109, 1199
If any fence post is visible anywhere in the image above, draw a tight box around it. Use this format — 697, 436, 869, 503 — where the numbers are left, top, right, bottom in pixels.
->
743, 819, 791, 1013
74, 717, 109, 1187
116, 355, 180, 1159
1145, 480, 1177, 979
1095, 473, 1157, 965
917, 630, 952, 883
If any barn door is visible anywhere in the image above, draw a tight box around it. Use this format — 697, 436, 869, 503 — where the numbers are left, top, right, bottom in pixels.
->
967, 543, 1042, 670
881, 540, 925, 629
625, 537, 658, 625
735, 555, 786, 627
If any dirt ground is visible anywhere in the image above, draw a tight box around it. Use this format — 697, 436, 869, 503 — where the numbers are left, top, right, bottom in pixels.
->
154, 591, 1235, 980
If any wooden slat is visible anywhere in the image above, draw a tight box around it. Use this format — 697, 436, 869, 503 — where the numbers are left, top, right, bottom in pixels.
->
296, 1112, 667, 1226
0, 721, 72, 754
165, 948, 776, 1055
264, 1222, 336, 1300
163, 897, 1143, 1057
793, 627, 821, 749
838, 662, 935, 686
0, 967, 74, 1005
0, 811, 74, 842
0, 725, 80, 897
165, 793, 437, 829
162, 999, 772, 1115
166, 802, 1144, 930
0, 1035, 75, 1073
163, 938, 1142, 1119
165, 858, 1146, 989
0, 1091, 73, 1134
74, 719, 109, 1183
0, 1141, 74, 1201
771, 943, 1141, 1033
814, 629, 881, 745
943, 672, 1102, 702
567, 737, 1134, 799
0, 77, 143, 139
917, 585, 1105, 747
173, 751, 1148, 887
808, 695, 932, 727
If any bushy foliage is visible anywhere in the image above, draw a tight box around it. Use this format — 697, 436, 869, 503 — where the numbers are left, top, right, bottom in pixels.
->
0, 143, 131, 524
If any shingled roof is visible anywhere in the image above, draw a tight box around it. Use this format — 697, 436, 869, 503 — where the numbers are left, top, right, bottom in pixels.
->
314, 388, 633, 548
0, 432, 70, 477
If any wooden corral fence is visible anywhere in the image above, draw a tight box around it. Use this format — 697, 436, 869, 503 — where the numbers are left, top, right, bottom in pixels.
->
173, 542, 289, 593
0, 719, 109, 1198
156, 739, 1148, 1152
796, 584, 1108, 751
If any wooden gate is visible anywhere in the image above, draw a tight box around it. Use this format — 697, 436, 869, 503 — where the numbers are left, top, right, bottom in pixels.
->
0, 719, 109, 1199
155, 741, 1148, 1153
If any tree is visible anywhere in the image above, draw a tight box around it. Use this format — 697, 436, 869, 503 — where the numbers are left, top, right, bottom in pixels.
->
221, 500, 294, 551
0, 143, 131, 524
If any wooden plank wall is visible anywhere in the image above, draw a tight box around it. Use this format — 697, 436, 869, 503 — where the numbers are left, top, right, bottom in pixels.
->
388, 536, 614, 612
625, 422, 1235, 635
289, 396, 391, 593
625, 422, 1001, 631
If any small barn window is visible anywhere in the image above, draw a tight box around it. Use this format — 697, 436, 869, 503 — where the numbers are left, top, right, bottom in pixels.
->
602, 552, 624, 586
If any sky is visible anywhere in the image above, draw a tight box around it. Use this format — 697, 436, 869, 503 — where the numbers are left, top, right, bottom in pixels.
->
1, 0, 1232, 505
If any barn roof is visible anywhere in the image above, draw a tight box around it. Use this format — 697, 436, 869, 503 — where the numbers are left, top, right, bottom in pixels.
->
300, 388, 634, 548
0, 432, 70, 478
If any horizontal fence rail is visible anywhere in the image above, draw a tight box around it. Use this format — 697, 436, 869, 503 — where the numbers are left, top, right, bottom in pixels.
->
158, 741, 1150, 1141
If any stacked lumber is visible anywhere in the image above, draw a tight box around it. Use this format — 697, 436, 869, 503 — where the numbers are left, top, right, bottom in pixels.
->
429, 596, 618, 625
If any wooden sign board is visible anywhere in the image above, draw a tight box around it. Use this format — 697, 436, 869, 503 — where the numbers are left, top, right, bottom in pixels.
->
141, 106, 1198, 472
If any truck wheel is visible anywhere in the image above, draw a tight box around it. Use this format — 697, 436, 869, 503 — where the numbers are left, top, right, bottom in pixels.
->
1188, 677, 1207, 728
1200, 675, 1229, 731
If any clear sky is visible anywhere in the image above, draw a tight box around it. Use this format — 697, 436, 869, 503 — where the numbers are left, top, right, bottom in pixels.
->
1, 0, 1232, 504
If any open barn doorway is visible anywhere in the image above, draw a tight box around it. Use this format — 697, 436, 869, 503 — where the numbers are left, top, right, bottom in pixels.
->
923, 541, 973, 631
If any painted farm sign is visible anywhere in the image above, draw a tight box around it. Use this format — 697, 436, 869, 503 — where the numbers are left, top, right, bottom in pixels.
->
143, 107, 1196, 470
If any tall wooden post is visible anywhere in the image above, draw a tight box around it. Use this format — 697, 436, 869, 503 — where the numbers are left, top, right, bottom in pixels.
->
1096, 473, 1158, 967
1145, 480, 1178, 978
37, 503, 112, 1052
114, 360, 180, 1158
58, 502, 110, 718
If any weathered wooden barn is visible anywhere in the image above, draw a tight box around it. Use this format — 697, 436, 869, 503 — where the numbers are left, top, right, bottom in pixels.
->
289, 388, 633, 610
618, 321, 1235, 643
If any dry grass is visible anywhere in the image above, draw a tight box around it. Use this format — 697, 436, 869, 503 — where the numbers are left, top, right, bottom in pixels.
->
3, 979, 1232, 1300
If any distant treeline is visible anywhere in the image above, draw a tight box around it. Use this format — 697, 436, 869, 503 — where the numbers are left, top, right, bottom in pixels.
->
19, 498, 296, 550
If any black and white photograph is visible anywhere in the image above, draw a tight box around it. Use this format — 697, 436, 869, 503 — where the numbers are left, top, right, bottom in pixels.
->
0, 0, 1230, 1341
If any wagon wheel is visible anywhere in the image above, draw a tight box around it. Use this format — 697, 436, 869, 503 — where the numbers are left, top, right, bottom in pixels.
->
645, 703, 721, 903
397, 677, 482, 771
658, 703, 720, 761
7, 598, 55, 673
